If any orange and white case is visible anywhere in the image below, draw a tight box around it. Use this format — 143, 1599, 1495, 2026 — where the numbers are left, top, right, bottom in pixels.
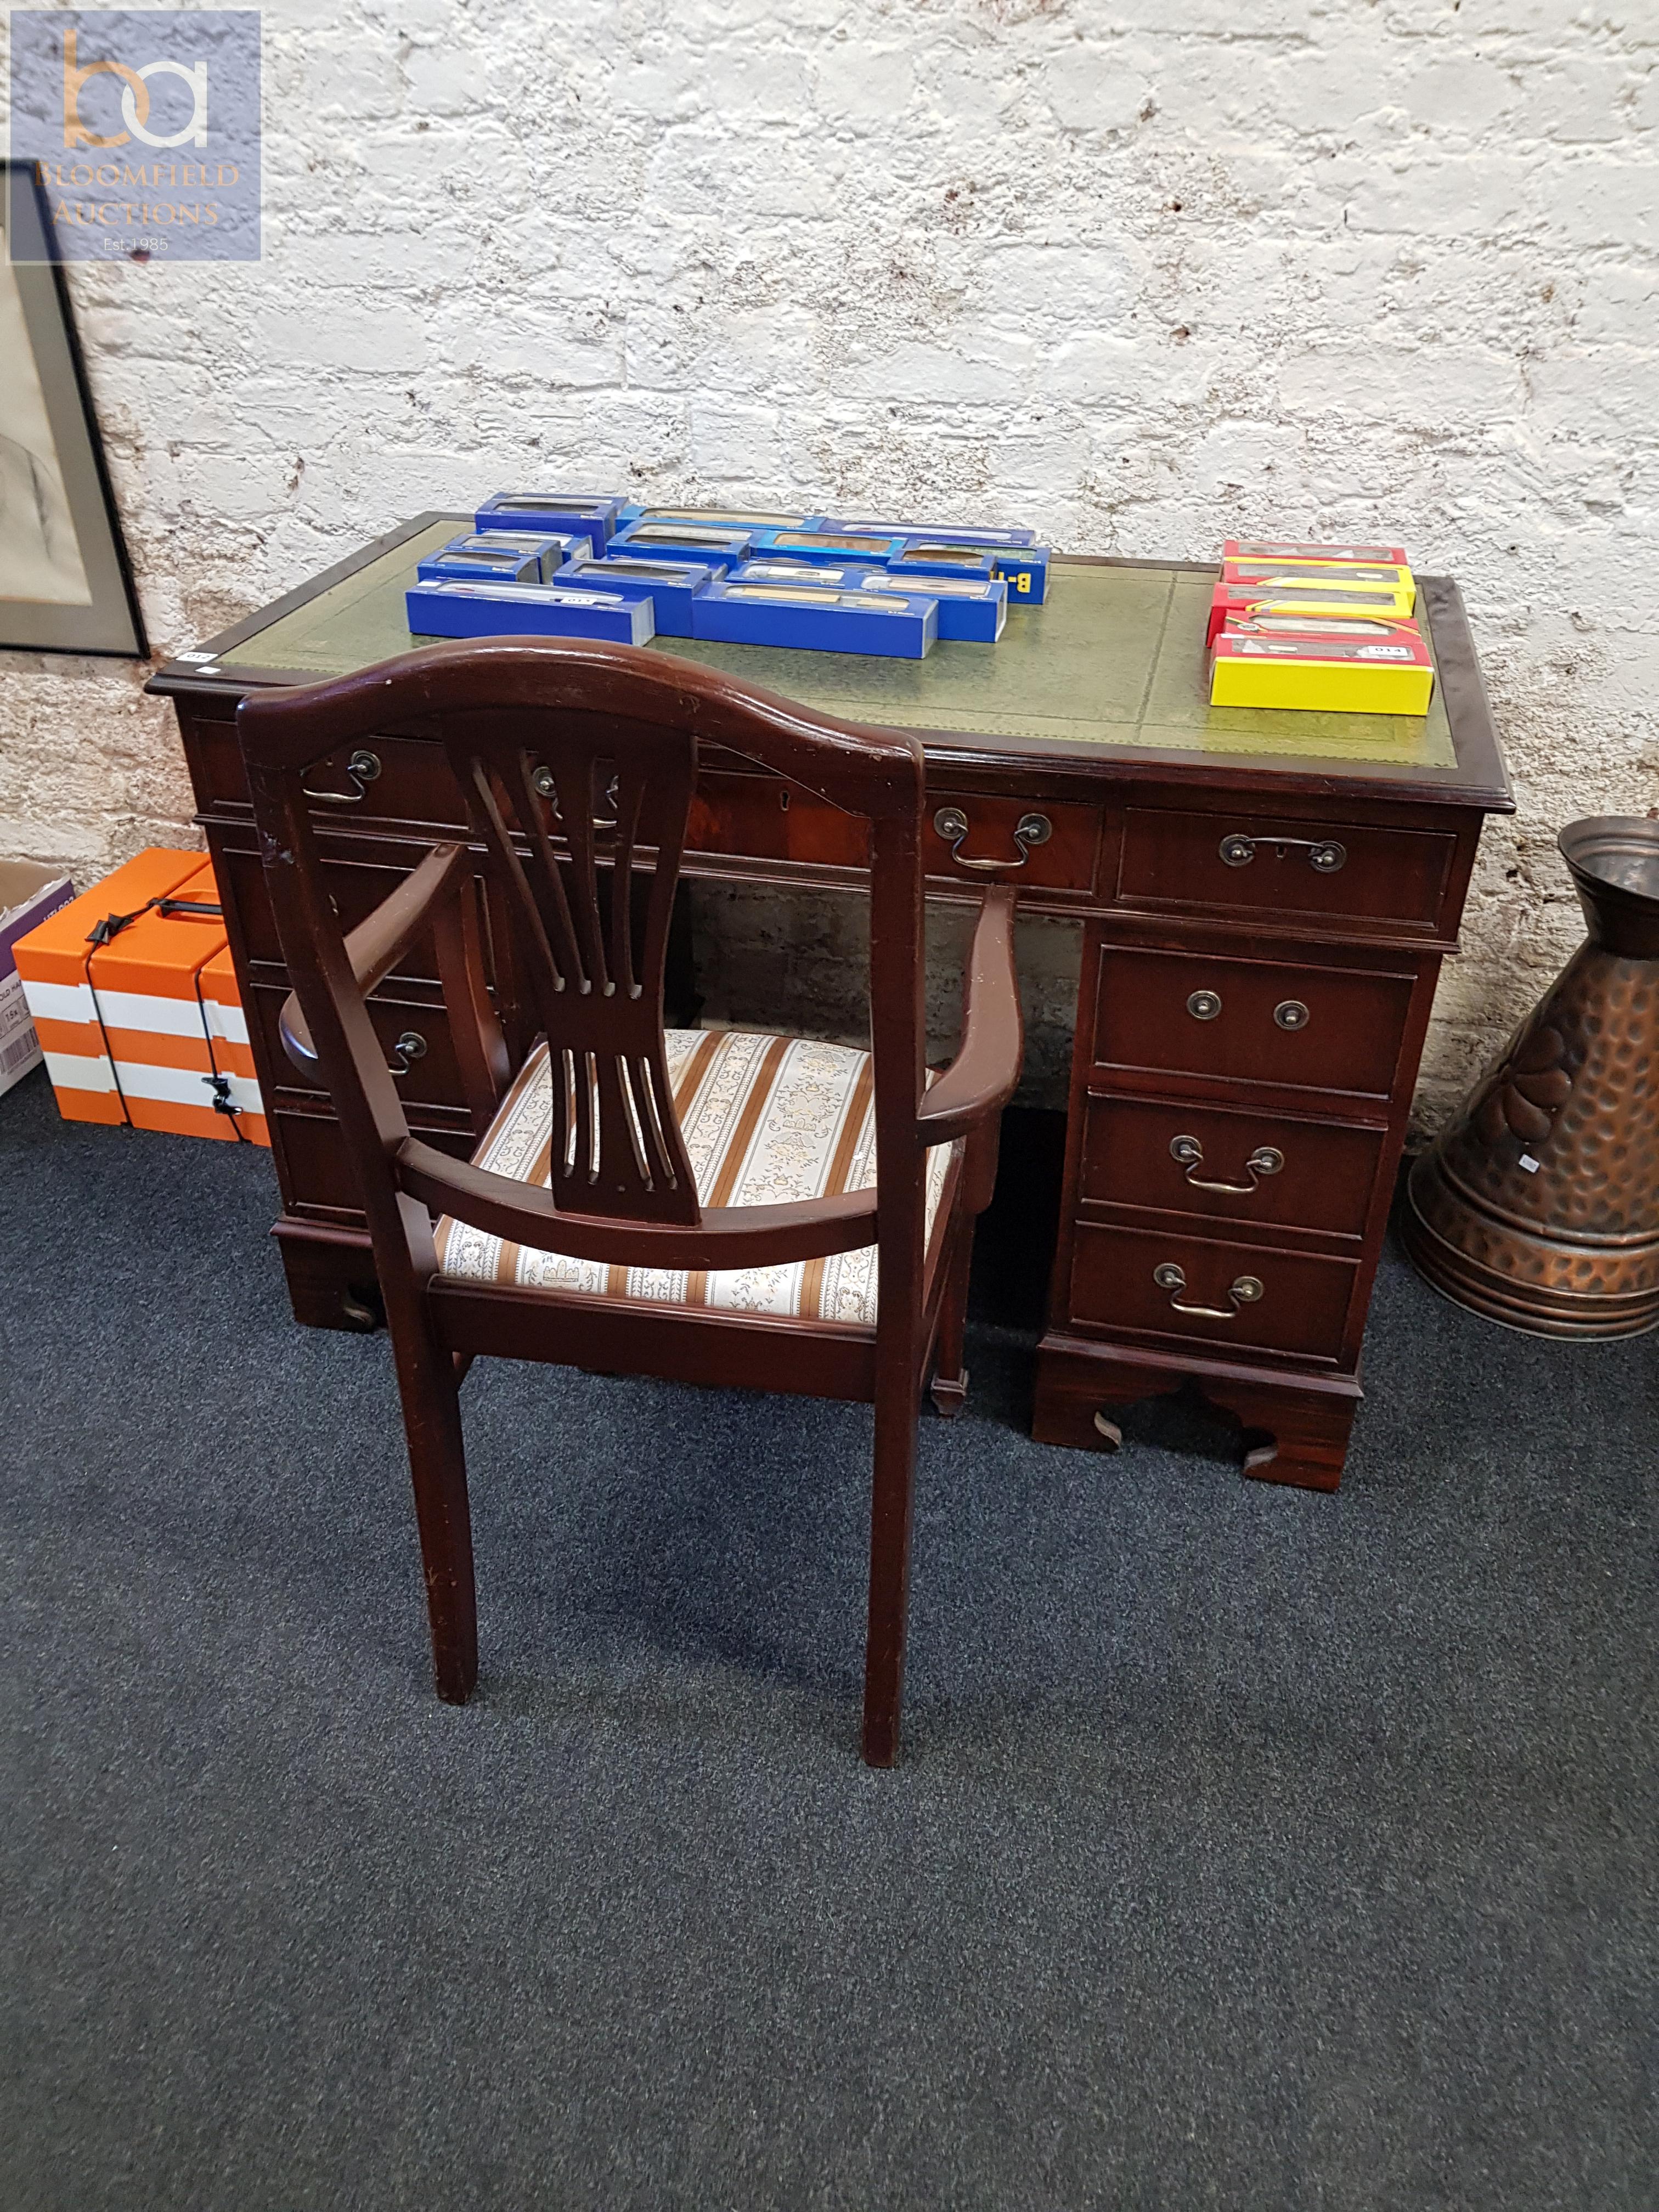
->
14, 848, 269, 1144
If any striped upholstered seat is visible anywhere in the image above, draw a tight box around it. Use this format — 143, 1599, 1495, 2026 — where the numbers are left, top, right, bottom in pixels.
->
435, 1029, 955, 1326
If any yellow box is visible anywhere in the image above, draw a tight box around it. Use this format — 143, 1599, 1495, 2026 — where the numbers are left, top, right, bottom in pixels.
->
1222, 559, 1415, 613
1210, 628, 1435, 717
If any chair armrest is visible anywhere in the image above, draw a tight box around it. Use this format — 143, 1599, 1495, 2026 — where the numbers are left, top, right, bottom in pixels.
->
279, 842, 471, 1075
916, 885, 1023, 1146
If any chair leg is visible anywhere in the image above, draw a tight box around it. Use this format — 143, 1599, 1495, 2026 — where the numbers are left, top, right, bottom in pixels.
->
861, 1384, 918, 1768
929, 1217, 973, 1419
391, 1333, 478, 1703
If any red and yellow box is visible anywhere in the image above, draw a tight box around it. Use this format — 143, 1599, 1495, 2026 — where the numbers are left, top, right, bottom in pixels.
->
1206, 574, 1415, 648
1222, 558, 1415, 612
1223, 538, 1408, 566
14, 847, 268, 1144
1210, 618, 1435, 717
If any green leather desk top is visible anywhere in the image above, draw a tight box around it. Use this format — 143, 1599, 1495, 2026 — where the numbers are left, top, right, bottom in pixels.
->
160, 515, 1508, 802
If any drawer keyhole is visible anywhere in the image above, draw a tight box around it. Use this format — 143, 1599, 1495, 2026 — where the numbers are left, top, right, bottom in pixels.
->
1170, 1135, 1284, 1193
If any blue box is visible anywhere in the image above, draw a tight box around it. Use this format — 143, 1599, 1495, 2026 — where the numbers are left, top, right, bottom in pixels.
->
729, 561, 1006, 642
883, 544, 1001, 587
433, 531, 584, 581
690, 579, 936, 659
729, 558, 868, 590
610, 521, 757, 567
749, 527, 906, 565
624, 504, 811, 531
983, 543, 1051, 605
475, 493, 625, 555
866, 573, 1007, 642
552, 554, 721, 639
406, 580, 656, 646
810, 515, 1039, 548
883, 538, 1052, 605
417, 544, 546, 586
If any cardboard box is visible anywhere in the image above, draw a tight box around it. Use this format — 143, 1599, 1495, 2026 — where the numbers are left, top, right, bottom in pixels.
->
1210, 623, 1435, 716
0, 860, 75, 1099
15, 848, 268, 1142
690, 579, 938, 658
405, 580, 656, 645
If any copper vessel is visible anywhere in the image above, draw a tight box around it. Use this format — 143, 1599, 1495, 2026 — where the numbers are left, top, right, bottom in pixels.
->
1402, 816, 1659, 1337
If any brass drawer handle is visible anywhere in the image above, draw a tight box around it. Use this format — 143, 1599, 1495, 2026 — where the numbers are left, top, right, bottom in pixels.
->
533, 764, 619, 832
933, 805, 1052, 872
302, 748, 381, 806
1187, 989, 1222, 1021
1170, 1135, 1284, 1192
1220, 832, 1346, 872
1274, 999, 1311, 1031
1153, 1262, 1263, 1318
388, 1029, 427, 1077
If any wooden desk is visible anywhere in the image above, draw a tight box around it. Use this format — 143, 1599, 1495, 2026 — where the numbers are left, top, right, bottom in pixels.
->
149, 515, 1511, 1490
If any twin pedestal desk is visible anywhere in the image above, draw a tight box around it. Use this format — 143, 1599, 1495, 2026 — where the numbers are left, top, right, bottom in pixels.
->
150, 517, 1510, 1491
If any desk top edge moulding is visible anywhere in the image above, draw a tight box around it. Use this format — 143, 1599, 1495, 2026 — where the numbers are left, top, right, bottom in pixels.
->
149, 512, 1511, 1493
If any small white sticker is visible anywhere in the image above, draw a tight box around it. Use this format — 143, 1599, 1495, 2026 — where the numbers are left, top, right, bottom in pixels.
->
1519, 1154, 1540, 1173
175, 650, 217, 663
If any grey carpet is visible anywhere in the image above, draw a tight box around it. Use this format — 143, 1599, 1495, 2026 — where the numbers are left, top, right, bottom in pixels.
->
1, 1062, 1654, 2210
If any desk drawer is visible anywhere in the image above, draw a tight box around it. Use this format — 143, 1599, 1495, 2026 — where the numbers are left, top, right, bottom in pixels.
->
926, 793, 1099, 894
250, 981, 470, 1115
217, 844, 444, 980
686, 770, 869, 870
1070, 1220, 1358, 1363
1094, 945, 1415, 1099
275, 1104, 475, 1221
1081, 1094, 1384, 1239
1118, 807, 1455, 934
192, 725, 471, 833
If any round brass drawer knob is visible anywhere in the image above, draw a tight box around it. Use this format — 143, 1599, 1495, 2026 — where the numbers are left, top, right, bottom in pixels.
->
1274, 998, 1310, 1030
1187, 989, 1222, 1021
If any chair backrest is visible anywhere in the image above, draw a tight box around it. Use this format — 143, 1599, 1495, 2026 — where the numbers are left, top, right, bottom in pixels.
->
238, 637, 929, 1251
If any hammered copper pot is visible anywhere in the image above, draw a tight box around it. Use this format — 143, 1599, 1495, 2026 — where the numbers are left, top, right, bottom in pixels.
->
1403, 816, 1659, 1337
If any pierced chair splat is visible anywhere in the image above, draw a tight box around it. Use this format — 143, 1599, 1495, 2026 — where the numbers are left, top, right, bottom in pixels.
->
240, 637, 1024, 1765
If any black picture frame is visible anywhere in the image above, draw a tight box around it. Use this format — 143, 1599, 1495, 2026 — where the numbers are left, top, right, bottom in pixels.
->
0, 161, 147, 659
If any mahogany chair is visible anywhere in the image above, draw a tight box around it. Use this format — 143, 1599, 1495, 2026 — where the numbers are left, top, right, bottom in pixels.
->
239, 639, 1023, 1764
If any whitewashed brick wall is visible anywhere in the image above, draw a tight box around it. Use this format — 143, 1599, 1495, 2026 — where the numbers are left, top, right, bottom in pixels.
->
3, 0, 1655, 1116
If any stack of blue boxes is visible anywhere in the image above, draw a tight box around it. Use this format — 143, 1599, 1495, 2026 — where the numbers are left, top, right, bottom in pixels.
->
404, 495, 1054, 661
